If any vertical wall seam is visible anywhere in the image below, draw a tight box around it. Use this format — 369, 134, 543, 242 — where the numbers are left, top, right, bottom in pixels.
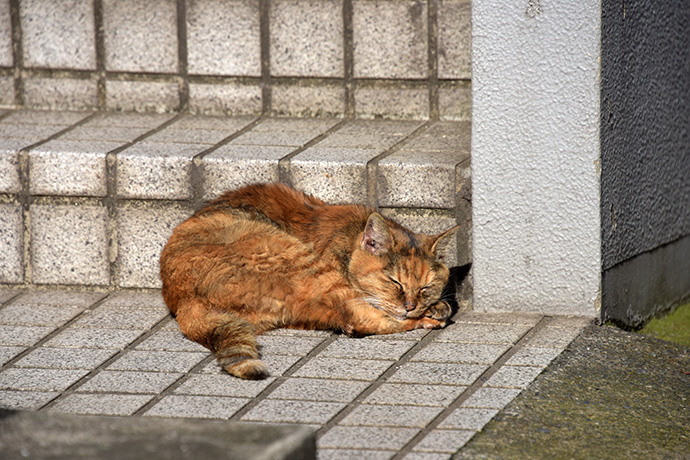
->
176, 0, 189, 112
342, 0, 355, 117
9, 0, 23, 107
427, 0, 439, 120
93, 0, 106, 110
259, 0, 272, 115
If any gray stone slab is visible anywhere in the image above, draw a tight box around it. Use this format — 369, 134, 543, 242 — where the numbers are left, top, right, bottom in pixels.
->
548, 316, 595, 328
353, 0, 427, 79
454, 311, 542, 326
484, 365, 544, 389
105, 80, 180, 113
0, 325, 54, 347
144, 394, 250, 419
9, 290, 105, 308
102, 0, 178, 72
269, 377, 370, 403
72, 308, 167, 330
0, 0, 11, 66
354, 87, 429, 120
172, 115, 254, 132
460, 387, 523, 410
271, 83, 346, 118
0, 409, 316, 460
0, 288, 22, 305
0, 140, 30, 194
262, 328, 333, 338
188, 82, 263, 117
316, 133, 402, 150
292, 357, 394, 381
438, 0, 471, 80
0, 124, 69, 140
145, 127, 234, 145
0, 109, 88, 126
107, 350, 207, 373
229, 131, 319, 147
270, 0, 343, 77
87, 111, 175, 129
116, 204, 192, 288
77, 370, 182, 394
136, 330, 208, 353
338, 119, 424, 136
20, 0, 96, 70
505, 346, 564, 367
317, 449, 395, 460
99, 291, 168, 310
0, 304, 85, 327
319, 337, 415, 360
49, 393, 154, 416
364, 383, 466, 407
252, 117, 341, 135
0, 346, 27, 366
318, 426, 419, 450
59, 125, 150, 142
14, 347, 116, 369
257, 335, 326, 356
22, 77, 98, 111
289, 147, 378, 203
30, 205, 109, 286
435, 323, 531, 344
411, 343, 509, 365
262, 354, 304, 376
527, 325, 584, 348
0, 368, 89, 391
438, 407, 500, 430
439, 86, 472, 122
340, 404, 443, 428
388, 362, 487, 386
0, 77, 12, 106
403, 453, 453, 460
412, 429, 475, 454
173, 374, 275, 398
242, 399, 346, 425
0, 204, 23, 283
0, 390, 59, 410
366, 328, 431, 341
187, 0, 261, 76
43, 328, 143, 349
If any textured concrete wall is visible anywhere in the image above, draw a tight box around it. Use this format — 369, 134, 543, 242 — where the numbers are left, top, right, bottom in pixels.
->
600, 0, 690, 324
471, 1, 601, 315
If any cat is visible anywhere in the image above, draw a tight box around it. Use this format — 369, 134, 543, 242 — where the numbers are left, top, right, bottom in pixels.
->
160, 183, 458, 380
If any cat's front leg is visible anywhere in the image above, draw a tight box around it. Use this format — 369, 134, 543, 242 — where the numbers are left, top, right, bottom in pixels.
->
424, 300, 452, 321
343, 301, 446, 336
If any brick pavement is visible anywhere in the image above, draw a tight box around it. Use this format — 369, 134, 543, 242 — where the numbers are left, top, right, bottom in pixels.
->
0, 288, 591, 459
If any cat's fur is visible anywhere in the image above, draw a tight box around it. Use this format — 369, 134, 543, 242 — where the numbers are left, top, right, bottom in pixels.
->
160, 183, 458, 379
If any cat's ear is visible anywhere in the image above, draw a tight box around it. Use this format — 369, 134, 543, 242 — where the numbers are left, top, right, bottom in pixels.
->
361, 213, 392, 256
430, 225, 460, 263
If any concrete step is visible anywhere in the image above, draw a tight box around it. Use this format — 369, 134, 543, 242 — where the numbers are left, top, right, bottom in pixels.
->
0, 109, 471, 291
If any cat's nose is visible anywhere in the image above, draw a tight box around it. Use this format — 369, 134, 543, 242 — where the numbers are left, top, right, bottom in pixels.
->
404, 301, 416, 311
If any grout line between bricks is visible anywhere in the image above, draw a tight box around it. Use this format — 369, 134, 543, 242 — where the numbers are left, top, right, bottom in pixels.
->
93, 0, 106, 110
365, 119, 435, 209
9, 0, 23, 106
428, 0, 439, 120
277, 118, 351, 185
315, 327, 444, 440
342, 0, 354, 117
259, 0, 272, 115
228, 333, 339, 421
175, 0, 189, 112
389, 315, 555, 459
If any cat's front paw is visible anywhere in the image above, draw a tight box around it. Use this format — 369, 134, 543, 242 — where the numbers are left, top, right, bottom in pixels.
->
412, 316, 446, 330
425, 301, 452, 321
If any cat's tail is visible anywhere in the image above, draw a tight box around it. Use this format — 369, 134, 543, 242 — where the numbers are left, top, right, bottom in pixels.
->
173, 297, 269, 380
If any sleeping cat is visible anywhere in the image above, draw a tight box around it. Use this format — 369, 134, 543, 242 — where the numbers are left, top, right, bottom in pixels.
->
160, 183, 458, 379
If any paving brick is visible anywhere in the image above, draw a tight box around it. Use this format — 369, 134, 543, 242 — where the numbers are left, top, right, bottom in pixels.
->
20, 0, 96, 70
9, 290, 105, 308
107, 350, 207, 373
30, 205, 109, 286
411, 342, 509, 365
0, 288, 22, 305
187, 0, 260, 76
77, 370, 182, 394
366, 328, 431, 341
262, 354, 303, 376
402, 452, 452, 460
0, 76, 12, 106
29, 140, 122, 197
353, 0, 428, 79
256, 335, 327, 356
22, 76, 99, 111
412, 429, 475, 454
0, 346, 27, 366
72, 308, 167, 330
271, 83, 346, 118
0, 390, 60, 410
438, 0, 471, 80
0, 204, 23, 283
0, 0, 11, 67
229, 130, 318, 147
288, 146, 377, 204
262, 328, 333, 338
49, 393, 154, 416
0, 368, 89, 391
102, 0, 178, 72
364, 383, 466, 407
438, 407, 499, 430
116, 204, 192, 288
252, 117, 340, 135
548, 316, 595, 328
337, 119, 424, 136
0, 325, 54, 347
144, 127, 234, 145
435, 323, 531, 344
14, 347, 116, 370
454, 311, 542, 326
242, 399, 346, 424
439, 86, 472, 121
388, 362, 486, 386
87, 112, 175, 129
99, 291, 168, 310
505, 346, 564, 367
0, 124, 69, 140
320, 337, 415, 361
188, 82, 263, 116
106, 80, 180, 113
0, 140, 30, 194
340, 404, 443, 428
269, 377, 370, 403
0, 304, 85, 327
528, 325, 583, 348
136, 330, 208, 353
317, 449, 395, 460
43, 328, 143, 349
201, 144, 293, 199
0, 109, 88, 126
144, 394, 250, 419
355, 86, 429, 120
292, 357, 394, 381
318, 426, 419, 450
59, 125, 150, 143
173, 374, 275, 398
316, 132, 403, 150
460, 387, 522, 410
484, 365, 544, 389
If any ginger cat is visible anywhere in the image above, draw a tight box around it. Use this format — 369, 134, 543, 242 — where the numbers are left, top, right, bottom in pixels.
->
160, 183, 458, 379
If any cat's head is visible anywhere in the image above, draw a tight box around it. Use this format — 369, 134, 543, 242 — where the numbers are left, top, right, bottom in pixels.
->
349, 213, 459, 321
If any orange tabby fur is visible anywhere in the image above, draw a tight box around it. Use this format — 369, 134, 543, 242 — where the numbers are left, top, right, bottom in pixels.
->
160, 183, 458, 379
